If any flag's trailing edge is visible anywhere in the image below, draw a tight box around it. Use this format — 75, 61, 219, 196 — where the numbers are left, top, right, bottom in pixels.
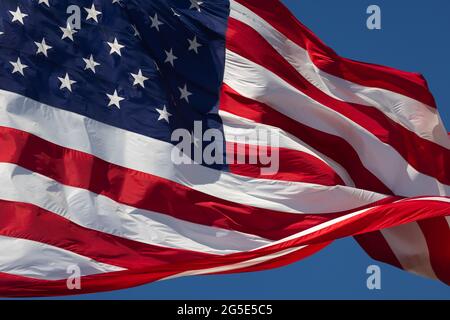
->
0, 0, 447, 297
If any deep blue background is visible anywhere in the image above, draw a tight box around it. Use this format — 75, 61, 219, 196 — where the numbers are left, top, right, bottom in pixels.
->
54, 0, 450, 299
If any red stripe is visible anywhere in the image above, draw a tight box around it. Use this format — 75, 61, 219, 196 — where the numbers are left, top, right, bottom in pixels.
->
226, 142, 345, 185
0, 198, 448, 297
418, 217, 450, 284
355, 231, 403, 269
220, 84, 393, 195
226, 17, 450, 186
0, 271, 175, 298
0, 126, 390, 240
233, 0, 437, 108
0, 199, 213, 269
210, 242, 330, 275
0, 246, 330, 297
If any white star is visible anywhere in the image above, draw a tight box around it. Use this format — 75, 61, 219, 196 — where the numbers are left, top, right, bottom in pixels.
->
0, 31, 4, 36
38, 0, 50, 6
171, 8, 181, 17
58, 73, 76, 92
60, 23, 77, 41
112, 0, 122, 4
150, 13, 163, 31
130, 69, 149, 88
84, 4, 102, 23
9, 6, 28, 25
107, 38, 124, 56
34, 38, 52, 57
178, 84, 193, 103
188, 36, 202, 54
83, 54, 100, 73
10, 57, 28, 76
156, 106, 172, 123
164, 49, 177, 67
106, 90, 124, 109
189, 0, 203, 12
131, 25, 141, 38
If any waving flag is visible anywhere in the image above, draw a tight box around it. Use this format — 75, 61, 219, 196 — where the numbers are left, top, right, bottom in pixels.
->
0, 0, 448, 297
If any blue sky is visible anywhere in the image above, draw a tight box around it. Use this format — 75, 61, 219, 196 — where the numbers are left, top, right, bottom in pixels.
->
56, 0, 450, 299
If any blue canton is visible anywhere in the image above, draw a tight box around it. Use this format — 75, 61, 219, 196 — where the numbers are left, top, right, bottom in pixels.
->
0, 0, 229, 168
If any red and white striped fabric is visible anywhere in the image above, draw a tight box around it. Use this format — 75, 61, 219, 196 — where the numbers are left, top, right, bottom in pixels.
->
0, 0, 448, 297
223, 0, 450, 285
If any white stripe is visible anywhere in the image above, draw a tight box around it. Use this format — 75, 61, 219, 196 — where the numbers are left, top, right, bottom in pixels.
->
259, 196, 450, 248
261, 204, 376, 247
398, 196, 450, 203
220, 110, 355, 186
164, 245, 308, 280
0, 89, 388, 214
230, 0, 450, 150
0, 162, 271, 255
0, 235, 124, 280
224, 50, 450, 197
381, 222, 438, 279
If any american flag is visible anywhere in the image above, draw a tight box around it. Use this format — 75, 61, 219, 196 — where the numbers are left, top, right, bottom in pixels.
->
0, 0, 448, 297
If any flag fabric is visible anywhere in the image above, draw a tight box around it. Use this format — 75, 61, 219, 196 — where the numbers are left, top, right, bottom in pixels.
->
0, 0, 448, 297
